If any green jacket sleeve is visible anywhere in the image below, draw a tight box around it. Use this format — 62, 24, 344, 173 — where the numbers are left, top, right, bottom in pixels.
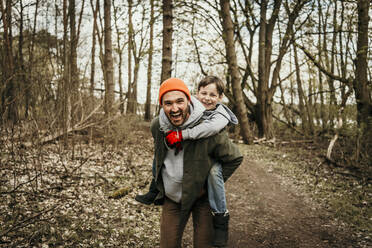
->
150, 117, 160, 139
211, 131, 243, 182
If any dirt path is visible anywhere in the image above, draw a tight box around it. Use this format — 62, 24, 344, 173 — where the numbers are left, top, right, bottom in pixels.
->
225, 158, 357, 248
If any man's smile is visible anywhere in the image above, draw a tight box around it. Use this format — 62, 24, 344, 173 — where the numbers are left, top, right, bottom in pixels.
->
169, 111, 183, 123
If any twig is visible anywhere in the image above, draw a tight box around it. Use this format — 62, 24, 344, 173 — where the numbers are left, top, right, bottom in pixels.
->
22, 101, 104, 147
0, 206, 57, 237
1, 172, 42, 195
272, 114, 304, 135
279, 140, 314, 144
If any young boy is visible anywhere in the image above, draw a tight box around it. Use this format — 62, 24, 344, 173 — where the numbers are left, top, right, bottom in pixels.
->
135, 76, 237, 247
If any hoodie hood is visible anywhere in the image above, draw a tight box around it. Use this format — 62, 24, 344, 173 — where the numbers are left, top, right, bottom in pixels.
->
204, 103, 239, 125
159, 95, 206, 132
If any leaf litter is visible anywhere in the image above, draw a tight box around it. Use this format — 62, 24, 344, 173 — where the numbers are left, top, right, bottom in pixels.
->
1, 126, 370, 247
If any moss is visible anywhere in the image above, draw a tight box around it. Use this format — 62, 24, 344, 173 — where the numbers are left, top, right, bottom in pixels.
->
109, 186, 131, 199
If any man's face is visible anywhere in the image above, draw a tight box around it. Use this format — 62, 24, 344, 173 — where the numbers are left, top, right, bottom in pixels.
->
162, 91, 190, 127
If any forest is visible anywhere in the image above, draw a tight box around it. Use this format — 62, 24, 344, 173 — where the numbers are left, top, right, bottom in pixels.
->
0, 0, 371, 247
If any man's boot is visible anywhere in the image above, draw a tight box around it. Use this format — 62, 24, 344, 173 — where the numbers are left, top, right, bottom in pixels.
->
135, 179, 159, 205
212, 212, 229, 247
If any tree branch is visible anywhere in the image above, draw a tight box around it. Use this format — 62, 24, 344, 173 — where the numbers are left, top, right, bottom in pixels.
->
295, 43, 353, 86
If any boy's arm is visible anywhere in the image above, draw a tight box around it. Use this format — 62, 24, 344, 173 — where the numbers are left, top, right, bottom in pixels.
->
182, 113, 229, 140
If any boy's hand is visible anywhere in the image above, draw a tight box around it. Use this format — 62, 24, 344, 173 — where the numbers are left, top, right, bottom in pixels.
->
165, 130, 183, 148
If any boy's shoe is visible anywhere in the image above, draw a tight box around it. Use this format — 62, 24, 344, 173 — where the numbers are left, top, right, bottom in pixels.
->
135, 179, 158, 205
212, 212, 229, 247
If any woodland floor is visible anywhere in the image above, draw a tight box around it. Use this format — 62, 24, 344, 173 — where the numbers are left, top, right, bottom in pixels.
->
0, 120, 371, 247
180, 143, 370, 248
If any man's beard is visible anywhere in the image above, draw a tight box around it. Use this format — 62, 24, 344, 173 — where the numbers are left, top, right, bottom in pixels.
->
167, 106, 189, 127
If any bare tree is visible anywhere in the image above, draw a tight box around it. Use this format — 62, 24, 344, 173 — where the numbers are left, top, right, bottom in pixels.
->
90, 0, 99, 97
103, 0, 115, 117
25, 0, 40, 119
354, 0, 371, 156
127, 2, 151, 114
255, 0, 310, 138
69, 0, 78, 118
0, 0, 17, 123
219, 0, 253, 144
113, 1, 128, 114
127, 0, 134, 113
145, 0, 155, 121
62, 0, 71, 145
319, 1, 337, 128
160, 0, 173, 83
316, 0, 327, 130
18, 0, 26, 119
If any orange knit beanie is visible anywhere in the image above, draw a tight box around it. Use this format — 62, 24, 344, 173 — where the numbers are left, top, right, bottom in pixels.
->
158, 78, 191, 105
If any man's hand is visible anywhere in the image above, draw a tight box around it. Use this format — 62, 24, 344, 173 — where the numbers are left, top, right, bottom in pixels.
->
166, 130, 183, 154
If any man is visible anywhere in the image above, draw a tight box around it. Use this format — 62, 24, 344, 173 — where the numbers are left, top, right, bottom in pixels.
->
151, 78, 243, 247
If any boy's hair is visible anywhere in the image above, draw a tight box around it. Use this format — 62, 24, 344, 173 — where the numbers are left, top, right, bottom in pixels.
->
197, 76, 225, 96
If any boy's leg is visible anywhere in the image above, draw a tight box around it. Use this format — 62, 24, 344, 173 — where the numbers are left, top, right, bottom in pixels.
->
207, 163, 229, 247
207, 163, 227, 213
135, 158, 159, 205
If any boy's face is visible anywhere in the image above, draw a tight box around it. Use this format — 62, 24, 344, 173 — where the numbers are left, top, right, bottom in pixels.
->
196, 83, 223, 110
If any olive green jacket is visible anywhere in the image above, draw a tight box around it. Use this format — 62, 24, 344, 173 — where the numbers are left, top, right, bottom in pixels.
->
151, 116, 243, 211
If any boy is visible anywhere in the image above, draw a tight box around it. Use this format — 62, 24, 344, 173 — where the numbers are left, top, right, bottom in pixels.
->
135, 76, 237, 247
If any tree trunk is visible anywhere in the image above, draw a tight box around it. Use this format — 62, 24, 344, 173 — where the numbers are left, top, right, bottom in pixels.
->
256, 0, 278, 138
127, 0, 135, 113
26, 0, 39, 119
293, 44, 309, 133
62, 0, 71, 145
160, 0, 173, 83
317, 0, 327, 130
103, 0, 115, 117
145, 0, 155, 121
113, 0, 125, 114
306, 70, 315, 135
93, 0, 104, 100
220, 0, 253, 144
69, 0, 78, 123
338, 2, 349, 126
354, 0, 372, 155
327, 0, 338, 128
130, 56, 140, 114
320, 2, 337, 129
18, 0, 26, 120
0, 0, 17, 123
90, 0, 99, 98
